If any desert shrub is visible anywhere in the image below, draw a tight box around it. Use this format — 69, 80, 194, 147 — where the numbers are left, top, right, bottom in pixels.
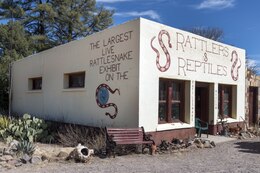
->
0, 115, 10, 129
57, 124, 106, 151
1, 114, 55, 143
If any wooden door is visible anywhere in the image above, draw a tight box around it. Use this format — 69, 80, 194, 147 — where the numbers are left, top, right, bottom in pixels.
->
195, 86, 209, 123
249, 87, 258, 125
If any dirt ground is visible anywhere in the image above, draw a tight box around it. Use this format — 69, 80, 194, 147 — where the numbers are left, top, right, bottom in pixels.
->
2, 137, 260, 173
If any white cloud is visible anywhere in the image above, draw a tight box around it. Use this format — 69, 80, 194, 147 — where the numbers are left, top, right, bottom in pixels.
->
96, 0, 133, 3
115, 10, 160, 20
196, 0, 235, 10
104, 6, 116, 10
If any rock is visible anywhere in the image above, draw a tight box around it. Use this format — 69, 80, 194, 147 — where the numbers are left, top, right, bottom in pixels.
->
31, 155, 42, 164
143, 148, 150, 154
8, 140, 19, 151
210, 141, 216, 147
187, 143, 198, 150
57, 151, 69, 158
3, 148, 13, 156
203, 140, 212, 148
240, 132, 250, 139
194, 139, 204, 148
0, 155, 13, 162
15, 162, 23, 167
172, 138, 181, 144
41, 154, 49, 161
20, 154, 31, 164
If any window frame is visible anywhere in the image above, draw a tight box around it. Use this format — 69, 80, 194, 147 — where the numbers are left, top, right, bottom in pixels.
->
64, 71, 86, 89
29, 77, 42, 90
218, 84, 232, 118
158, 78, 185, 124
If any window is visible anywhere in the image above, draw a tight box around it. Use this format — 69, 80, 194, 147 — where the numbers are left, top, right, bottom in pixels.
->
29, 77, 42, 90
158, 79, 185, 123
218, 84, 232, 118
64, 71, 85, 89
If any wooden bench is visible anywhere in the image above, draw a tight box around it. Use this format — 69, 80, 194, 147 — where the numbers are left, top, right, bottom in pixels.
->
105, 127, 154, 157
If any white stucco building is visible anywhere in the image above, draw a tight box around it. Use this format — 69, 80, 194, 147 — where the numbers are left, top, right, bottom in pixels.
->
11, 18, 246, 142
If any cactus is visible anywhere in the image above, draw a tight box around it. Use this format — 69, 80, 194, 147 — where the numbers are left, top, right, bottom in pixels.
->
1, 114, 54, 143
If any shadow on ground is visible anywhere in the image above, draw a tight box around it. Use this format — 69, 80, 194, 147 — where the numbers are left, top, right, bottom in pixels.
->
234, 141, 260, 154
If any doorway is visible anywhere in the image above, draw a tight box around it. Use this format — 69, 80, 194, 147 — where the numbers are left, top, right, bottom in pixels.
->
195, 82, 209, 123
249, 87, 258, 126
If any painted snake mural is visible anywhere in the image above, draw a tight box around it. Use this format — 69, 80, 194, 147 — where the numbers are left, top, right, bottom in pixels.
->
95, 83, 120, 119
230, 50, 241, 81
150, 30, 172, 72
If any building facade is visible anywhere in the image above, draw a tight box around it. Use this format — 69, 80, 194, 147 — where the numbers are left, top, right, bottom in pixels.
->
11, 18, 246, 143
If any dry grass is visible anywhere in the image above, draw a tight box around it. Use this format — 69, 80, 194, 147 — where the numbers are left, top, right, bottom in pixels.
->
57, 124, 106, 151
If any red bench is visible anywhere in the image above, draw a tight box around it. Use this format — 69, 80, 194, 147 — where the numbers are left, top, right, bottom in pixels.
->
105, 127, 154, 157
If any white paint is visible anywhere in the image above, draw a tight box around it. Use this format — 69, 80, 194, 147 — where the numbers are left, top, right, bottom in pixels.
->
12, 18, 246, 133
139, 18, 245, 132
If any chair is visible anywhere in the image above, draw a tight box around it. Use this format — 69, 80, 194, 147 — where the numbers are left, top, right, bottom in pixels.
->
195, 118, 209, 138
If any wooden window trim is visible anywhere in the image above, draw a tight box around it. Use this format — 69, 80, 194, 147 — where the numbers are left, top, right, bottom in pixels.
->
30, 77, 42, 90
219, 85, 232, 118
66, 71, 85, 89
158, 79, 185, 124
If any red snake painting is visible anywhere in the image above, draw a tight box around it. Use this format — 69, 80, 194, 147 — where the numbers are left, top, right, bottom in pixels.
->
150, 30, 172, 72
230, 50, 241, 81
95, 84, 120, 119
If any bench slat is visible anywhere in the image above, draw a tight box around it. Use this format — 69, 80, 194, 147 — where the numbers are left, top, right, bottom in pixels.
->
106, 126, 154, 157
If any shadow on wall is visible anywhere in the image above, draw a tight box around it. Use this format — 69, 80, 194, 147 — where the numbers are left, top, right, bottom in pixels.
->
234, 140, 260, 154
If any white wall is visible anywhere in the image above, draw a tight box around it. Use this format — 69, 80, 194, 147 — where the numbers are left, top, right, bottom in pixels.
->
12, 19, 140, 128
11, 18, 246, 132
139, 18, 245, 132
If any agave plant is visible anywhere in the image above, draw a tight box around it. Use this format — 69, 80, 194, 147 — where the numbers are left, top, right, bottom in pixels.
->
15, 140, 36, 156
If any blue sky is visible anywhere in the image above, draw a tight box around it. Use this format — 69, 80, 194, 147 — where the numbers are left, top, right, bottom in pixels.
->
97, 0, 260, 68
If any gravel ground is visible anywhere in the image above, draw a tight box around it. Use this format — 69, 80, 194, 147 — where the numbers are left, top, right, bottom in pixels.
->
2, 137, 260, 173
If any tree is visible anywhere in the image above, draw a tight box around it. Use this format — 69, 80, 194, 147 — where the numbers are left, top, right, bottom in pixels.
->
0, 0, 114, 111
246, 58, 259, 75
50, 0, 113, 44
0, 21, 32, 110
189, 27, 224, 42
0, 0, 24, 20
0, 0, 114, 51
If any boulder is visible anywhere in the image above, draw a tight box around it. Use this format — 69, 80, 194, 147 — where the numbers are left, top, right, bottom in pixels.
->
31, 155, 42, 164
20, 154, 31, 164
8, 140, 19, 151
203, 140, 212, 148
194, 139, 204, 148
210, 141, 216, 147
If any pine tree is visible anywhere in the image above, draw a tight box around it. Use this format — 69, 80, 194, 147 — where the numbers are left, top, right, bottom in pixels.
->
50, 0, 113, 44
0, 21, 32, 110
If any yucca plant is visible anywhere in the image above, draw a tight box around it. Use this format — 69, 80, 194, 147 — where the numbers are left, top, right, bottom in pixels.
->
15, 140, 36, 156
